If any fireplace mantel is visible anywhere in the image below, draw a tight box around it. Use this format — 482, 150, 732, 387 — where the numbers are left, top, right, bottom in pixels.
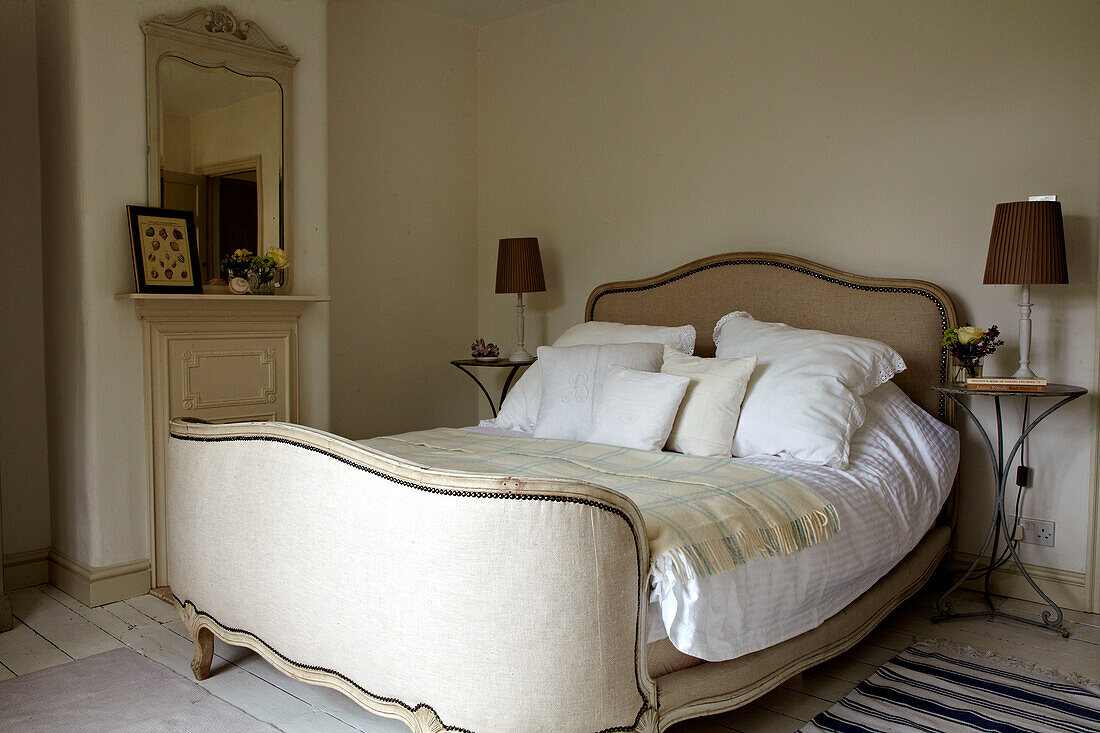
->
121, 292, 330, 319
125, 291, 328, 586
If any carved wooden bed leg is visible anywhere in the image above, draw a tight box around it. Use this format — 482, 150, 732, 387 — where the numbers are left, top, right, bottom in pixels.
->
190, 626, 214, 680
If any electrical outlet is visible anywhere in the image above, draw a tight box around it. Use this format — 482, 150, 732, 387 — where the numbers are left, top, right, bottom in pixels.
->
1020, 518, 1055, 547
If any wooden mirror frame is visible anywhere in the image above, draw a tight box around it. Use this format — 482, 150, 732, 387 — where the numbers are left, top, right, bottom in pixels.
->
142, 6, 299, 292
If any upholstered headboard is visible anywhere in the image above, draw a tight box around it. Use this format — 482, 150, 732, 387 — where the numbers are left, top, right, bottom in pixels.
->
586, 252, 958, 422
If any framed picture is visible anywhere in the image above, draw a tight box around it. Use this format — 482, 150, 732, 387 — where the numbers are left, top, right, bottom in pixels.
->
127, 205, 202, 294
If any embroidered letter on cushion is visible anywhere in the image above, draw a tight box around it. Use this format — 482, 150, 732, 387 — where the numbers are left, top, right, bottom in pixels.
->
534, 342, 664, 441
491, 322, 696, 432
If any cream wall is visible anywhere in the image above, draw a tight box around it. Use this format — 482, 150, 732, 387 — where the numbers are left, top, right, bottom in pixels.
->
35, 0, 329, 584
0, 0, 51, 583
328, 0, 479, 439
477, 1, 1100, 592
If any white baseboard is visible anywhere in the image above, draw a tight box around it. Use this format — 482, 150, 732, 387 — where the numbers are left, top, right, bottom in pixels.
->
48, 550, 151, 607
949, 551, 1087, 612
3, 547, 50, 590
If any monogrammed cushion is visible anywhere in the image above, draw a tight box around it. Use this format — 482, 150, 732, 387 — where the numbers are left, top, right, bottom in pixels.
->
489, 322, 696, 433
533, 343, 665, 442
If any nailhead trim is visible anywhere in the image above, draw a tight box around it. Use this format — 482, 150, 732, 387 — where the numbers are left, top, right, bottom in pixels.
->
171, 432, 653, 732
587, 258, 950, 418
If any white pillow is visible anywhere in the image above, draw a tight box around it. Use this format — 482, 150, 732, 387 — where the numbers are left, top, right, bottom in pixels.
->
554, 321, 696, 353
714, 311, 905, 396
533, 342, 664, 441
489, 321, 696, 432
588, 366, 690, 451
713, 312, 906, 468
660, 346, 757, 457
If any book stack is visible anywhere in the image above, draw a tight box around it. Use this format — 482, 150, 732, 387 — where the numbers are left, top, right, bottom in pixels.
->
965, 377, 1047, 393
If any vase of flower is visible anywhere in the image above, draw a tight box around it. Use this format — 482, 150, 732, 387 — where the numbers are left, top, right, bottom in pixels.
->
943, 325, 1002, 384
247, 268, 276, 295
221, 248, 255, 283
953, 358, 983, 383
221, 247, 291, 295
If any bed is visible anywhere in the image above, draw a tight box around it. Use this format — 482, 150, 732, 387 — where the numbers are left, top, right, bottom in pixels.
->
165, 251, 959, 732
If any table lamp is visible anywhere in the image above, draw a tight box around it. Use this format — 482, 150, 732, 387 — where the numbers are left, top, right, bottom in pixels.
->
983, 201, 1068, 379
496, 237, 546, 361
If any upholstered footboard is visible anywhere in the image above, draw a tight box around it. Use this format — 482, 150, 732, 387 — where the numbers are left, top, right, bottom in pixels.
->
166, 419, 657, 733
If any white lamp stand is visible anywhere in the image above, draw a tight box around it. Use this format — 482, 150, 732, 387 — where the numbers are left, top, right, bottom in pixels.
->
509, 292, 533, 361
1013, 284, 1038, 380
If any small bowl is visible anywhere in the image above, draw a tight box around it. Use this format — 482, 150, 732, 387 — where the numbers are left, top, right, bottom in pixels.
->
474, 355, 500, 362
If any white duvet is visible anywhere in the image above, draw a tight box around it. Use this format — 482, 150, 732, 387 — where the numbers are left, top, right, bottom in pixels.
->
470, 382, 959, 663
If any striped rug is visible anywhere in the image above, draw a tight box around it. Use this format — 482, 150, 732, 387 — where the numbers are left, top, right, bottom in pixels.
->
801, 643, 1100, 732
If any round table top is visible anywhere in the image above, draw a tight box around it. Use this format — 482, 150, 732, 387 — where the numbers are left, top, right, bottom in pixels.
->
451, 357, 536, 367
933, 382, 1086, 397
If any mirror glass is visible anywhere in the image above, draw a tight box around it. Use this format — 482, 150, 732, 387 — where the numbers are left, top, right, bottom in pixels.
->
158, 56, 283, 284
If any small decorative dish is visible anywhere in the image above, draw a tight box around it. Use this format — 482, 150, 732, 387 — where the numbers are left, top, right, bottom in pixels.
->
471, 338, 501, 361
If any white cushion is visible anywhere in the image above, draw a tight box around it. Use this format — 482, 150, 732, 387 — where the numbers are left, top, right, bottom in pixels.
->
489, 322, 696, 432
533, 343, 664, 442
588, 366, 690, 451
553, 321, 696, 353
660, 346, 757, 457
713, 311, 906, 468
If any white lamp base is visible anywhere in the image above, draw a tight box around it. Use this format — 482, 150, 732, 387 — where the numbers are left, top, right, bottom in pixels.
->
1012, 363, 1039, 380
1013, 283, 1040, 380
510, 292, 534, 362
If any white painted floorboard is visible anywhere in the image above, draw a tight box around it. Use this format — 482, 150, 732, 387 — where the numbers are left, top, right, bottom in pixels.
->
0, 584, 1097, 733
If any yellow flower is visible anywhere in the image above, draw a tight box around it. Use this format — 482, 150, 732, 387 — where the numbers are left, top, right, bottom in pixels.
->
233, 248, 253, 259
956, 325, 985, 344
268, 248, 290, 269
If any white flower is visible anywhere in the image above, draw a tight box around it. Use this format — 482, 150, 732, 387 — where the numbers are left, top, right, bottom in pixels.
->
268, 248, 290, 269
957, 325, 985, 344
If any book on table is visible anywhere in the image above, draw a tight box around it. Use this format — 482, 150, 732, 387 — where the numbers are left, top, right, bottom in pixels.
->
965, 376, 1047, 392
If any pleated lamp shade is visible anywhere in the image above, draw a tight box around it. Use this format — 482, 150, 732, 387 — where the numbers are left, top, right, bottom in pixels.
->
983, 201, 1068, 285
495, 237, 546, 294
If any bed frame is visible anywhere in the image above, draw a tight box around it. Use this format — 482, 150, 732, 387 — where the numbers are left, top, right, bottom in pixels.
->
165, 252, 958, 732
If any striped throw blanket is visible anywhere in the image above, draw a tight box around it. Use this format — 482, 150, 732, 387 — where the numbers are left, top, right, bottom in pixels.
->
362, 429, 839, 581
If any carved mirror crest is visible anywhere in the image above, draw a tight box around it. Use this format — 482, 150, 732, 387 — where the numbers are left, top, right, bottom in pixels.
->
143, 6, 298, 291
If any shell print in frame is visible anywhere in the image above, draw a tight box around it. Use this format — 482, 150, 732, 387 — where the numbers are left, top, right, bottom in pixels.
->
137, 213, 195, 288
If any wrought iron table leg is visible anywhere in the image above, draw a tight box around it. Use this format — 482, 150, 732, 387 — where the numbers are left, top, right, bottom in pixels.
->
452, 363, 530, 418
932, 391, 1081, 637
453, 364, 499, 417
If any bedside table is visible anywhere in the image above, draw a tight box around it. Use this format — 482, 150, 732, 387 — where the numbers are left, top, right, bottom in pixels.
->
450, 358, 536, 417
931, 382, 1086, 636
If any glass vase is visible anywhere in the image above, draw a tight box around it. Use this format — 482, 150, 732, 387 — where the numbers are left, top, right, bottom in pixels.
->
247, 269, 276, 295
953, 359, 983, 384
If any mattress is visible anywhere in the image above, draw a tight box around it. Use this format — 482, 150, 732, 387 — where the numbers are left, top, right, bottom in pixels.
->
469, 382, 959, 663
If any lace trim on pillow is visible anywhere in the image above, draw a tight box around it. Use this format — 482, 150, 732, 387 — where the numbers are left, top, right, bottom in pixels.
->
712, 311, 753, 347
869, 352, 908, 393
677, 324, 697, 354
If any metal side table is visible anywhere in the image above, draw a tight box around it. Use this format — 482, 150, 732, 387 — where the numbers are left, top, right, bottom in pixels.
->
450, 358, 535, 417
931, 382, 1086, 636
